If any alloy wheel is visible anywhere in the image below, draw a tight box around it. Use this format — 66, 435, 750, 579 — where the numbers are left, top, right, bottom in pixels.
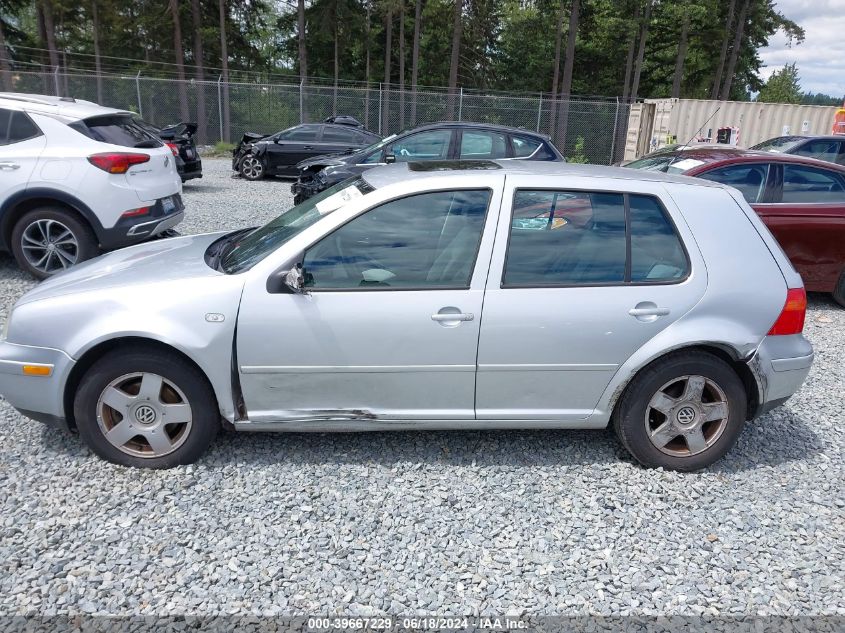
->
644, 374, 730, 457
241, 156, 264, 179
20, 219, 79, 274
96, 372, 194, 458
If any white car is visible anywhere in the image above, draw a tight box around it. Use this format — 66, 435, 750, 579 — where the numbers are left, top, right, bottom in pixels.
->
0, 93, 183, 279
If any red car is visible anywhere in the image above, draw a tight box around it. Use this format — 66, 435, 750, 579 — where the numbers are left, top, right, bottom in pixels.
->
626, 148, 845, 306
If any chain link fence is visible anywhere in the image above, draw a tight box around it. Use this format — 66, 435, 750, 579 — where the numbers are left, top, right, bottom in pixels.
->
8, 69, 630, 164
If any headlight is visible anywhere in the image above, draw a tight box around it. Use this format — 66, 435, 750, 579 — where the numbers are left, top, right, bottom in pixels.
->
0, 309, 12, 342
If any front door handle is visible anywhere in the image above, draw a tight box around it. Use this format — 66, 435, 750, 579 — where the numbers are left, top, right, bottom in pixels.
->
432, 312, 474, 322
0, 162, 20, 170
629, 307, 670, 317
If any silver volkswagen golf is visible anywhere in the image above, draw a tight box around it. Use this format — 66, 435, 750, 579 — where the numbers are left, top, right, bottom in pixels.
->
0, 161, 813, 471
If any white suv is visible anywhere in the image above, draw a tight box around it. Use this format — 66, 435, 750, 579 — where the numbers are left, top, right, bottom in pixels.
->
0, 93, 183, 279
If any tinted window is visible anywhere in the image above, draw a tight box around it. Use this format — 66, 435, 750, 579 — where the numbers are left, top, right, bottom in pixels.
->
629, 195, 688, 282
504, 190, 626, 286
460, 130, 508, 159
71, 115, 161, 147
511, 135, 542, 158
322, 126, 361, 143
781, 164, 845, 203
792, 140, 842, 165
388, 130, 452, 162
0, 109, 42, 145
751, 136, 804, 152
278, 125, 321, 141
303, 189, 490, 289
696, 164, 768, 203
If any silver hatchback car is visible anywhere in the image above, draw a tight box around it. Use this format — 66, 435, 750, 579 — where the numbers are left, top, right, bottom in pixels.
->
0, 161, 813, 471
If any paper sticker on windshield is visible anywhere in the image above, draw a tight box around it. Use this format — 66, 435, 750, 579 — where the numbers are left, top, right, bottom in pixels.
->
670, 158, 705, 171
315, 185, 363, 215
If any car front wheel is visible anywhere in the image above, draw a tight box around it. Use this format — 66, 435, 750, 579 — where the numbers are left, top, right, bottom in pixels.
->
613, 351, 747, 471
74, 347, 220, 468
239, 154, 265, 180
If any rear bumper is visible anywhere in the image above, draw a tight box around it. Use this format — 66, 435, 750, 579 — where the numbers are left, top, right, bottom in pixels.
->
747, 334, 813, 418
99, 194, 185, 250
0, 341, 74, 431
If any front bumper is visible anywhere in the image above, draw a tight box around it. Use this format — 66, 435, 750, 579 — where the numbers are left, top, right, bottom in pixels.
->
748, 334, 814, 417
99, 194, 185, 251
0, 341, 74, 431
291, 176, 325, 204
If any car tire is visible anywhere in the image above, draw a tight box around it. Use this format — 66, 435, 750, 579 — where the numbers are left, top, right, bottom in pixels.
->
613, 351, 747, 472
74, 347, 220, 468
832, 270, 845, 308
240, 154, 265, 180
11, 207, 99, 280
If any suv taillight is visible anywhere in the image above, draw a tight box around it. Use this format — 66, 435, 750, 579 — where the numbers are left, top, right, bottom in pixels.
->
768, 288, 807, 335
165, 142, 179, 157
88, 152, 150, 174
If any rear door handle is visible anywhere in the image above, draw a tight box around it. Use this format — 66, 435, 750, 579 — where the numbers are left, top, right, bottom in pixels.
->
431, 313, 474, 322
302, 145, 313, 150
629, 307, 670, 317
0, 162, 20, 170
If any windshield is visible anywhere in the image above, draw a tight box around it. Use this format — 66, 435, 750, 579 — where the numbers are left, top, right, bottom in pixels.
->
625, 154, 705, 175
221, 177, 375, 273
354, 133, 397, 158
750, 136, 804, 152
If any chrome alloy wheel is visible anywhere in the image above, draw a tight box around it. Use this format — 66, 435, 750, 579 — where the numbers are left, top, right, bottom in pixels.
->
240, 155, 264, 179
96, 372, 193, 458
20, 219, 79, 274
644, 374, 730, 457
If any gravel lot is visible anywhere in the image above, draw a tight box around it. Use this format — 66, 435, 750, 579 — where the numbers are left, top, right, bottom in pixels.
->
0, 158, 843, 618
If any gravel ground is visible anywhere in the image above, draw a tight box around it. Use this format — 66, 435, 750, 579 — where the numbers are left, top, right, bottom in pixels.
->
0, 158, 843, 618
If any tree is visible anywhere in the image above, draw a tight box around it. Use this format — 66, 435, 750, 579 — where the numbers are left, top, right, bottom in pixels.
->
710, 0, 735, 99
445, 0, 461, 119
719, 0, 750, 100
757, 62, 801, 104
629, 0, 652, 101
671, 4, 690, 98
298, 0, 308, 121
169, 0, 189, 122
90, 1, 103, 103
0, 16, 13, 91
555, 0, 580, 148
548, 0, 565, 138
219, 0, 231, 142
398, 0, 405, 127
190, 0, 206, 143
382, 5, 392, 133
409, 0, 422, 124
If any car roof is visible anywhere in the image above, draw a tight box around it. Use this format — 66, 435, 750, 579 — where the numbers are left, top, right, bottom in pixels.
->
758, 134, 845, 143
0, 92, 131, 120
641, 147, 845, 172
363, 159, 727, 189
406, 121, 552, 141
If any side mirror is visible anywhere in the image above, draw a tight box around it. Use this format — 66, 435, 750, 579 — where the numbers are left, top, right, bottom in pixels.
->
267, 260, 310, 294
385, 153, 396, 164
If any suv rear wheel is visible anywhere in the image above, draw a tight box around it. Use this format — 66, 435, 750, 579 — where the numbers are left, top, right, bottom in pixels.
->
613, 351, 747, 471
11, 207, 99, 280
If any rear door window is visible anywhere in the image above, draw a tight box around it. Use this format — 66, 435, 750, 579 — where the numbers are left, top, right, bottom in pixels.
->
70, 115, 161, 147
696, 164, 769, 203
781, 164, 845, 203
278, 125, 322, 142
792, 140, 841, 164
322, 126, 363, 143
503, 190, 688, 287
459, 130, 508, 159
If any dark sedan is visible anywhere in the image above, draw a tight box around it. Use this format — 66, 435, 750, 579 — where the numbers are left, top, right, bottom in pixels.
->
751, 135, 845, 167
292, 122, 564, 203
626, 147, 845, 306
233, 122, 381, 180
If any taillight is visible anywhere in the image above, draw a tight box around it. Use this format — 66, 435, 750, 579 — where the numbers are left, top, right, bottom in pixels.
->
88, 152, 150, 174
768, 287, 807, 335
165, 142, 179, 157
121, 207, 150, 218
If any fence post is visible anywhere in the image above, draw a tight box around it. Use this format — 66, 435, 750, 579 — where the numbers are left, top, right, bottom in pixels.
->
299, 79, 305, 124
610, 96, 620, 165
378, 83, 383, 136
217, 75, 224, 144
458, 87, 463, 121
53, 66, 60, 96
135, 71, 143, 117
536, 93, 543, 132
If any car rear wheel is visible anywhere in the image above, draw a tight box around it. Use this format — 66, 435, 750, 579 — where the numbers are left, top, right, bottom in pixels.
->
240, 155, 265, 180
11, 208, 99, 280
613, 351, 747, 471
832, 270, 845, 308
74, 347, 220, 468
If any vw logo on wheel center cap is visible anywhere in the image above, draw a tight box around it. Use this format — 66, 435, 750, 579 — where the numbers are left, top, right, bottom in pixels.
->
675, 406, 697, 425
134, 404, 158, 425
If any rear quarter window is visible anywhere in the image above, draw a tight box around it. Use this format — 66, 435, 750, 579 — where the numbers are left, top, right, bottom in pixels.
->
0, 108, 42, 145
70, 115, 161, 148
781, 164, 845, 203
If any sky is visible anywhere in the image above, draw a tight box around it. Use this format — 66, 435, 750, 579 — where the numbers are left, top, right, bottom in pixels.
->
759, 0, 845, 99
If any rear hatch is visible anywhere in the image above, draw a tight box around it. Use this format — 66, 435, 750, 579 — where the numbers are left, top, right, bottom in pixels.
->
71, 113, 180, 202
